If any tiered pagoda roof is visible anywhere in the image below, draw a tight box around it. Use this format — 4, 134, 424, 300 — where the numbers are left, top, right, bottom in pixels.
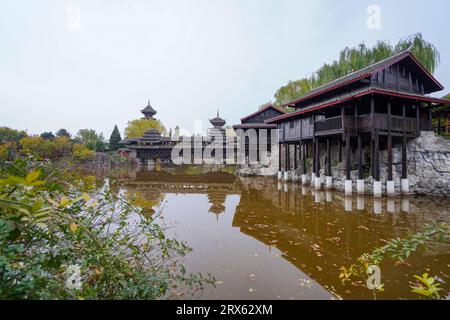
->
141, 100, 157, 119
209, 111, 226, 129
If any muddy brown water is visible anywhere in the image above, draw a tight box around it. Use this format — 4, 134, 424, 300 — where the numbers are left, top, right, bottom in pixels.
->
113, 166, 450, 300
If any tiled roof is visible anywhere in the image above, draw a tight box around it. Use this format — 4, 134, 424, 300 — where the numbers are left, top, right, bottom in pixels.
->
266, 86, 450, 123
282, 50, 444, 108
240, 103, 286, 122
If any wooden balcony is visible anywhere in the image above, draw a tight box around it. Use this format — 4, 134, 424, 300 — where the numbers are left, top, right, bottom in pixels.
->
278, 113, 432, 142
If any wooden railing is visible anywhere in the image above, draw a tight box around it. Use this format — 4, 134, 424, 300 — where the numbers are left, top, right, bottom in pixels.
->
278, 113, 429, 141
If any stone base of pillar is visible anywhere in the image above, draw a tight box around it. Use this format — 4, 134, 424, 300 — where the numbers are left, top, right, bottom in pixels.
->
401, 179, 410, 194
357, 179, 365, 194
315, 177, 321, 190
373, 181, 382, 198
344, 180, 352, 196
283, 171, 290, 182
325, 176, 332, 189
277, 171, 283, 181
310, 173, 316, 186
386, 180, 395, 196
301, 174, 307, 185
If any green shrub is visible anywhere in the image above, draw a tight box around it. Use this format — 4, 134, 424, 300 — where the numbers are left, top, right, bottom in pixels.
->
0, 158, 214, 299
72, 144, 94, 161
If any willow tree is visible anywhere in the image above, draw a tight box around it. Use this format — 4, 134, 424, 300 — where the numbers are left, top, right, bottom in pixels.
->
274, 33, 440, 106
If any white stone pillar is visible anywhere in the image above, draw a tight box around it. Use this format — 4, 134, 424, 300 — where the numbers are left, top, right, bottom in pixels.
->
310, 173, 316, 187
277, 171, 283, 181
386, 180, 395, 196
373, 181, 382, 198
325, 176, 333, 190
301, 174, 307, 185
315, 176, 321, 190
283, 171, 290, 182
357, 179, 365, 195
345, 180, 352, 196
401, 179, 410, 195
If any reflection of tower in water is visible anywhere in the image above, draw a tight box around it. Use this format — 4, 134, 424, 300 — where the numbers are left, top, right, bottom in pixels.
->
207, 188, 227, 220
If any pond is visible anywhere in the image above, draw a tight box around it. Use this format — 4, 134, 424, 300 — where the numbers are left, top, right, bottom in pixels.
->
113, 166, 450, 300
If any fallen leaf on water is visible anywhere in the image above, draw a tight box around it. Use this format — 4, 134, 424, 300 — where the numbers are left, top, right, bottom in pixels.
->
358, 225, 370, 231
215, 281, 223, 285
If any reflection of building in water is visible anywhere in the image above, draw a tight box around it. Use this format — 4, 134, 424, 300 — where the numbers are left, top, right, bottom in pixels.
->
207, 189, 227, 220
231, 180, 450, 300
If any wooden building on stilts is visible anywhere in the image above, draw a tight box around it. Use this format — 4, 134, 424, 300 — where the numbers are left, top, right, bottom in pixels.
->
265, 50, 450, 197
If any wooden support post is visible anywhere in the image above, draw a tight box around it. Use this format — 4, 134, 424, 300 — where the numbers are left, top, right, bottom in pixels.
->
302, 143, 306, 175
402, 105, 407, 179
374, 131, 380, 181
285, 144, 289, 171
416, 104, 420, 136
312, 114, 316, 175
338, 139, 342, 162
370, 96, 375, 178
278, 143, 282, 171
315, 138, 320, 177
327, 138, 331, 177
370, 139, 374, 177
256, 131, 260, 162
358, 135, 363, 180
305, 141, 309, 158
312, 139, 316, 174
345, 133, 351, 180
294, 144, 298, 169
387, 101, 393, 181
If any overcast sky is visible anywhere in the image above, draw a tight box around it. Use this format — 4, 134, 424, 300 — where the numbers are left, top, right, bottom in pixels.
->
1, 0, 449, 138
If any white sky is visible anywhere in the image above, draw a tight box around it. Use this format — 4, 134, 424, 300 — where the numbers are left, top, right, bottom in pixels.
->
1, 0, 449, 138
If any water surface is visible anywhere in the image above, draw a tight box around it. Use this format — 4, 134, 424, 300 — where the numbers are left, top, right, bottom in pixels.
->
116, 167, 450, 300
